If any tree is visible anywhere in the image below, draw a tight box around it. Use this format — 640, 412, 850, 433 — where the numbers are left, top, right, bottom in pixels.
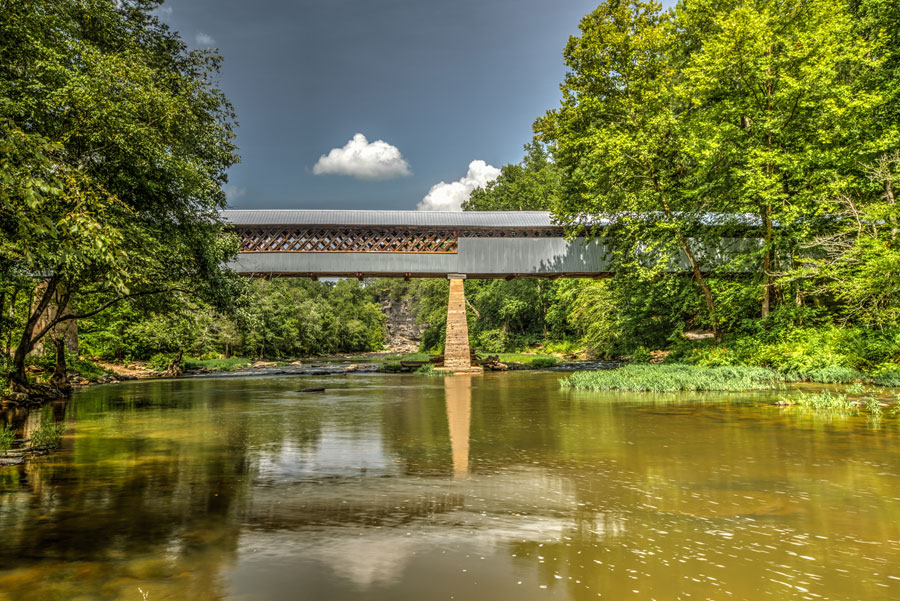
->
676, 0, 880, 317
534, 0, 726, 339
0, 0, 240, 394
464, 142, 559, 211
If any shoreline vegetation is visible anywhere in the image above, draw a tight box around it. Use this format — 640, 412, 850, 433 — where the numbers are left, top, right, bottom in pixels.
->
561, 364, 900, 393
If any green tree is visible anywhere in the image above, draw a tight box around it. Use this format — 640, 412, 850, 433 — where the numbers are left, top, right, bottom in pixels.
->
464, 142, 559, 211
0, 0, 240, 393
676, 0, 880, 317
535, 0, 726, 339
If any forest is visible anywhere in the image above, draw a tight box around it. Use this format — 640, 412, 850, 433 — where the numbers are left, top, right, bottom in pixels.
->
2, 0, 900, 397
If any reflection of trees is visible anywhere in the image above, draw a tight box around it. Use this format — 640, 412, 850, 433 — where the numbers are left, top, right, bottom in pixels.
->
0, 379, 261, 600
3, 374, 900, 600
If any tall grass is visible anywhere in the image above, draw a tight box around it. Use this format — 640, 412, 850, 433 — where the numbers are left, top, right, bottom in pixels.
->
0, 424, 15, 452
561, 364, 785, 392
30, 419, 66, 449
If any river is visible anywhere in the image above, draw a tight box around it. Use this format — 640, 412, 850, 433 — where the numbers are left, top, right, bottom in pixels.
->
1, 370, 899, 600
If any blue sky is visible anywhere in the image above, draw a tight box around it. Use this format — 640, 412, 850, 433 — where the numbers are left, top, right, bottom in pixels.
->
159, 0, 674, 211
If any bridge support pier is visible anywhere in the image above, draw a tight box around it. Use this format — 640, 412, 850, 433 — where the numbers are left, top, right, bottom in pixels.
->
438, 275, 482, 374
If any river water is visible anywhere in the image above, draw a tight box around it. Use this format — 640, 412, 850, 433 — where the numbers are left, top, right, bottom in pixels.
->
1, 371, 899, 601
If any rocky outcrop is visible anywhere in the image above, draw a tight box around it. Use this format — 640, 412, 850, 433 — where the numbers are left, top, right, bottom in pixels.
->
380, 295, 424, 353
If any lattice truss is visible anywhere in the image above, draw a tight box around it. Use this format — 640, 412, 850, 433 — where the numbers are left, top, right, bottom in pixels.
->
237, 228, 460, 253
460, 228, 563, 238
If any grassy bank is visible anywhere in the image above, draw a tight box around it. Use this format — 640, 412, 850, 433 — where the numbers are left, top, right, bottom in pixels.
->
561, 364, 788, 392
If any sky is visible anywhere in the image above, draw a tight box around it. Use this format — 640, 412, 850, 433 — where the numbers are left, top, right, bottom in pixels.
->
157, 0, 673, 211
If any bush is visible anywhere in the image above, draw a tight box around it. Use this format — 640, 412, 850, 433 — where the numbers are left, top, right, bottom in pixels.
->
415, 364, 446, 376
802, 366, 866, 384
68, 358, 111, 382
475, 329, 508, 353
872, 366, 900, 387
630, 346, 653, 364
0, 424, 15, 452
30, 418, 65, 449
147, 353, 172, 371
561, 364, 786, 392
528, 356, 561, 369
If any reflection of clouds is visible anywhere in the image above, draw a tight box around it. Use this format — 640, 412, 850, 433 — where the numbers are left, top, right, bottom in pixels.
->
256, 428, 399, 482
308, 535, 420, 588
237, 466, 628, 592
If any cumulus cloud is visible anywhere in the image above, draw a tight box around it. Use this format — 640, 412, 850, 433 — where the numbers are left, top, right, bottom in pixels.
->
195, 32, 215, 46
312, 133, 411, 180
417, 160, 500, 211
223, 184, 246, 202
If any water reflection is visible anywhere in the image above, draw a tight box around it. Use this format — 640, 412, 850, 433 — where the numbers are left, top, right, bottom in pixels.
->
0, 373, 899, 601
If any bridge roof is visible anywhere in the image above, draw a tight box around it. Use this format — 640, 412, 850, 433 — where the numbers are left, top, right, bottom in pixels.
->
222, 210, 563, 228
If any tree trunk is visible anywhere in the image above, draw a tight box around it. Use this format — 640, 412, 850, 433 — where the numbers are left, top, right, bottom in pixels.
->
163, 348, 183, 377
761, 204, 774, 318
677, 235, 721, 342
49, 338, 72, 394
11, 277, 60, 392
650, 174, 721, 342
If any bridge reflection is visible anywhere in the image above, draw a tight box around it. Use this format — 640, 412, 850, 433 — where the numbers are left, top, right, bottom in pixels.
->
444, 375, 471, 479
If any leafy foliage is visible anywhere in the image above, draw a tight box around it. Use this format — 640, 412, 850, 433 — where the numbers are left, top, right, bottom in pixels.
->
0, 424, 14, 452
30, 418, 65, 449
79, 278, 385, 361
0, 0, 240, 390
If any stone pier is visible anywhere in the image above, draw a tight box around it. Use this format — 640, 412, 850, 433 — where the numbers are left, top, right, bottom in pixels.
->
439, 275, 482, 374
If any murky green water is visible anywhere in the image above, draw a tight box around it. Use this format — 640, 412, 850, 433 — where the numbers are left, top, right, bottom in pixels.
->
2, 371, 900, 601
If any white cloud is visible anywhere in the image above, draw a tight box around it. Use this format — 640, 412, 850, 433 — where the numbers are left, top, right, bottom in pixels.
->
157, 6, 173, 16
312, 133, 411, 180
223, 184, 246, 202
195, 32, 215, 46
417, 160, 500, 211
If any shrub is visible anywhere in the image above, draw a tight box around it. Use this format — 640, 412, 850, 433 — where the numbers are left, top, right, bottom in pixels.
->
68, 358, 112, 382
0, 424, 15, 452
415, 364, 446, 376
148, 353, 172, 371
379, 362, 405, 373
30, 418, 66, 449
630, 346, 653, 364
475, 329, 508, 353
802, 366, 866, 384
872, 364, 900, 387
528, 356, 561, 369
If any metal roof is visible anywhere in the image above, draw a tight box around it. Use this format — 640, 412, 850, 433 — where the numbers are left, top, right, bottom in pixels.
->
221, 210, 561, 228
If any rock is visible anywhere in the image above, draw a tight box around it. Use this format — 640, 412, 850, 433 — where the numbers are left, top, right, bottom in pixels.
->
7, 392, 30, 404
345, 364, 358, 372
